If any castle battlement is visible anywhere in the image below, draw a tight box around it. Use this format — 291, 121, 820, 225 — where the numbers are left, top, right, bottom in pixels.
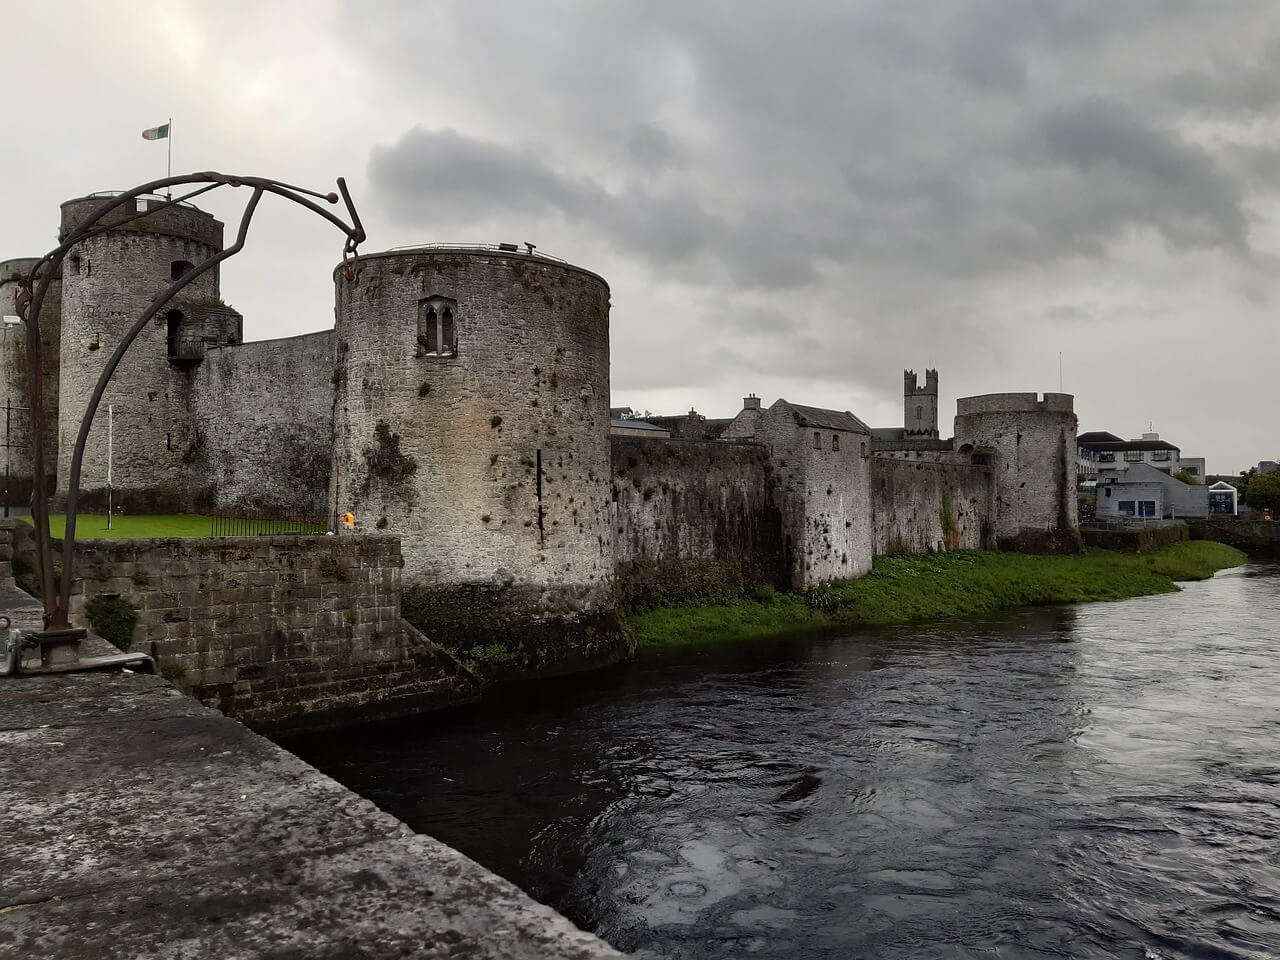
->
956, 392, 1074, 415
59, 194, 224, 248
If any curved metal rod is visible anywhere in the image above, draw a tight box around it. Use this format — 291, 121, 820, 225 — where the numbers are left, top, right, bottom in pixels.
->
53, 188, 264, 626
17, 171, 365, 629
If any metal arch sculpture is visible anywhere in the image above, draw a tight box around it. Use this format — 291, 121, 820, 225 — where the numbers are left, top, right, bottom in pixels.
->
14, 173, 365, 635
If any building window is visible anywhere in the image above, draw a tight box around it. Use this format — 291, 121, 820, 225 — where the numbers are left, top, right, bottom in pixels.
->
1186, 466, 1199, 476
1118, 500, 1136, 516
813, 431, 822, 449
171, 260, 194, 281
831, 434, 840, 452
915, 405, 922, 422
1104, 486, 1112, 498
417, 296, 457, 357
1139, 500, 1156, 517
1152, 450, 1171, 462
1098, 452, 1115, 463
166, 310, 182, 356
860, 441, 867, 457
1124, 450, 1143, 462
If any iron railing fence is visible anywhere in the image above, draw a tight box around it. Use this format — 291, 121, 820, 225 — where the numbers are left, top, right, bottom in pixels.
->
209, 508, 328, 538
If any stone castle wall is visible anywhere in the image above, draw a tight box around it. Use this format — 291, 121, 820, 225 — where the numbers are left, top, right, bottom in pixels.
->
66, 534, 478, 735
954, 393, 1081, 552
870, 457, 994, 554
765, 409, 873, 589
331, 249, 625, 670
610, 436, 784, 604
56, 196, 233, 506
0, 259, 61, 496
192, 331, 335, 514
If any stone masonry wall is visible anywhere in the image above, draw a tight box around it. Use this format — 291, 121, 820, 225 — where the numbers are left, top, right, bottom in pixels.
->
332, 249, 625, 675
761, 405, 873, 588
192, 331, 335, 514
1, 259, 61, 497
954, 393, 1081, 553
66, 535, 477, 735
57, 200, 223, 505
611, 436, 784, 605
870, 458, 995, 554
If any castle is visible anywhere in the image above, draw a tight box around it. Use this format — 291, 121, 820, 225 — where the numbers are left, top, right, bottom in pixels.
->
1, 191, 1080, 671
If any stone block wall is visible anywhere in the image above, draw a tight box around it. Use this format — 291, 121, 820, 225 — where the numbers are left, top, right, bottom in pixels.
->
954, 393, 1081, 553
1, 259, 61, 497
610, 436, 784, 605
56, 197, 226, 504
192, 331, 335, 514
332, 249, 626, 674
870, 458, 994, 554
66, 535, 477, 735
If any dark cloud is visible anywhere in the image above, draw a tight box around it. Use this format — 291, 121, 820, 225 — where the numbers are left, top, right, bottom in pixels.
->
344, 0, 1280, 468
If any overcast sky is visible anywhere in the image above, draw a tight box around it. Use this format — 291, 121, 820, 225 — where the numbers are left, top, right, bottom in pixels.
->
4, 1, 1279, 473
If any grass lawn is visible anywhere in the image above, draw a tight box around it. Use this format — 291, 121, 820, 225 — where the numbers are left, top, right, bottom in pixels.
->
27, 514, 324, 539
626, 541, 1248, 652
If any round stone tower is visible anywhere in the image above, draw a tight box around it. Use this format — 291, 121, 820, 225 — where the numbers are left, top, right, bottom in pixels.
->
331, 246, 623, 671
954, 392, 1081, 553
57, 194, 242, 508
0, 258, 61, 500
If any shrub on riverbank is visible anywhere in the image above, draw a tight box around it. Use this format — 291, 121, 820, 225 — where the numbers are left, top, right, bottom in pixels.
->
626, 541, 1246, 651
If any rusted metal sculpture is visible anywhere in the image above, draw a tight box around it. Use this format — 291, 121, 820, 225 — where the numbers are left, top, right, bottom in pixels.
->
14, 173, 364, 643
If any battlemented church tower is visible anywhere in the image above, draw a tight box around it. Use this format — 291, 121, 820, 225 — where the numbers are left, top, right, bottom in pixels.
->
904, 368, 939, 439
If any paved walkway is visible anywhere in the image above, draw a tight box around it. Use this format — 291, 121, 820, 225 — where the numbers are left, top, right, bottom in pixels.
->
0, 586, 623, 959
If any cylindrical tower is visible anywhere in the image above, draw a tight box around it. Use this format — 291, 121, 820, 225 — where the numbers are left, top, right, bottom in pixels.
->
332, 246, 623, 671
57, 194, 241, 509
954, 392, 1081, 553
0, 258, 61, 503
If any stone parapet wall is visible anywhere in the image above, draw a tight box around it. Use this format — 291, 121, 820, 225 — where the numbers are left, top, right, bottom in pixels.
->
66, 534, 477, 734
870, 458, 994, 554
192, 331, 335, 514
611, 436, 784, 604
59, 194, 225, 249
956, 392, 1074, 415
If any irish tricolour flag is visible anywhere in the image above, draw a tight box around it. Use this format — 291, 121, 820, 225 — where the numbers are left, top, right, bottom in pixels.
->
141, 123, 169, 141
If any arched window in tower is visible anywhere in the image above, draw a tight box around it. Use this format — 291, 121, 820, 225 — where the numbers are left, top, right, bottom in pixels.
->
441, 307, 455, 355
417, 296, 458, 358
420, 306, 438, 354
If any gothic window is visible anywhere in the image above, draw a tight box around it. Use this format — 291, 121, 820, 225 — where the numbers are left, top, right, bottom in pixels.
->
831, 434, 840, 451
418, 296, 457, 357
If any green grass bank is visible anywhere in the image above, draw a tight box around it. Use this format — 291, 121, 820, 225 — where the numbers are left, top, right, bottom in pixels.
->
626, 541, 1247, 651
25, 514, 325, 539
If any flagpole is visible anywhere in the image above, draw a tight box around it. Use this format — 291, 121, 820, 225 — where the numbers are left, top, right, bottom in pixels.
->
166, 117, 172, 198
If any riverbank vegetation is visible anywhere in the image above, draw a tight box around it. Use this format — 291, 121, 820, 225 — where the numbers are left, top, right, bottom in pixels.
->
626, 541, 1247, 651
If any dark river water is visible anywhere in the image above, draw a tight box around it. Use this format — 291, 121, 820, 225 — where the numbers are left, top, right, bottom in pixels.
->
290, 565, 1280, 959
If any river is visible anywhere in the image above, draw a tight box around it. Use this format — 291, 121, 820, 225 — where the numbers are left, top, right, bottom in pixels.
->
290, 564, 1280, 959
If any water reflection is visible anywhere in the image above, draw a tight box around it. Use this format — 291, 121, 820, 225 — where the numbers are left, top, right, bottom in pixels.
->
290, 566, 1280, 959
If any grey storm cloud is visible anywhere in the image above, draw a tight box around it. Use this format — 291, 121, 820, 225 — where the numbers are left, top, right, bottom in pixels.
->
343, 0, 1280, 467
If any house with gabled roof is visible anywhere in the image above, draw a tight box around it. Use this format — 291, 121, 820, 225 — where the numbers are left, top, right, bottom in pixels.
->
723, 396, 873, 587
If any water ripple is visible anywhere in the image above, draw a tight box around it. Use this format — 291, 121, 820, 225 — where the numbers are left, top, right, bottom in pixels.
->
291, 563, 1280, 959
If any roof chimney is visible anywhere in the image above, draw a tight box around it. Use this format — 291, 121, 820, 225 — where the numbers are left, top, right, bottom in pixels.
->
743, 393, 761, 410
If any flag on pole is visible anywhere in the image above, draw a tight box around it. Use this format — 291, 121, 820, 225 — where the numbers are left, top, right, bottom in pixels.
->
141, 123, 170, 141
